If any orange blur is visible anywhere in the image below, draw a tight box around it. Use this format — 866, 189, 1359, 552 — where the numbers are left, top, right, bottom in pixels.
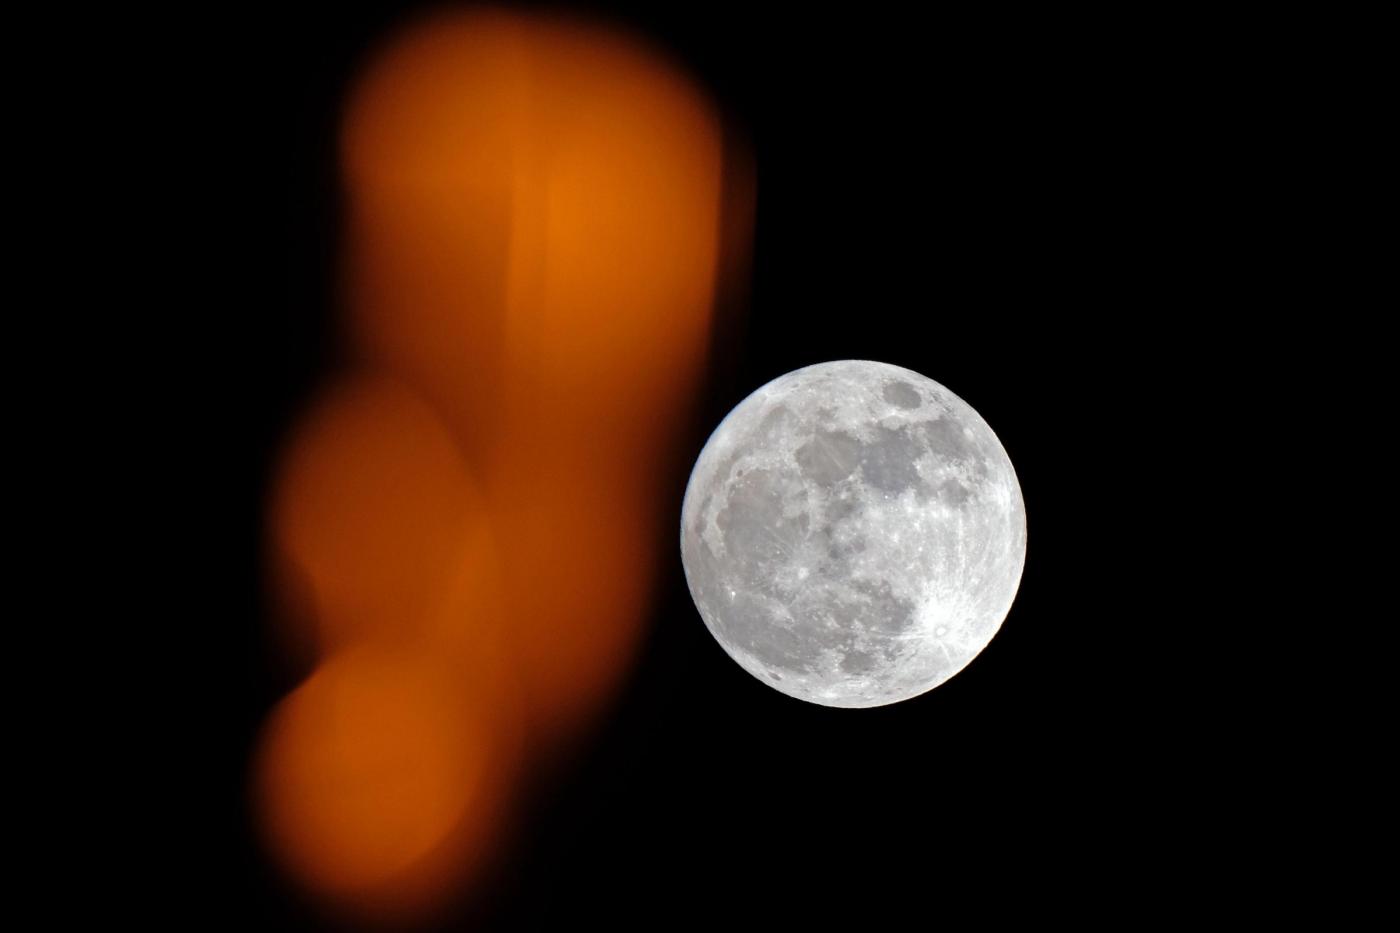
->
342, 9, 723, 465
341, 7, 726, 739
254, 647, 513, 921
256, 6, 748, 924
268, 374, 502, 656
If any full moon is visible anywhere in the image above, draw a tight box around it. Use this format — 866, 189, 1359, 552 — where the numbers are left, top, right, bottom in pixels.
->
680, 360, 1026, 707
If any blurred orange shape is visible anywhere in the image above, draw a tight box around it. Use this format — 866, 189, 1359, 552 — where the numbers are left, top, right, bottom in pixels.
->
256, 7, 752, 920
342, 10, 725, 465
340, 9, 727, 741
254, 646, 509, 921
340, 11, 530, 466
493, 18, 724, 444
268, 374, 497, 654
490, 463, 658, 742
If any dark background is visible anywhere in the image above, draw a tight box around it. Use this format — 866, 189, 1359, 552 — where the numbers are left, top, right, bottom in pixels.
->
231, 2, 1239, 927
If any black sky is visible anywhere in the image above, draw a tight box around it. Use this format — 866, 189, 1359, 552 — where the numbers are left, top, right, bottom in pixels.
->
226, 3, 1274, 927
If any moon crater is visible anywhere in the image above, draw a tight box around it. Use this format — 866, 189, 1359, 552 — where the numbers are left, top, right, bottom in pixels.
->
680, 360, 1026, 707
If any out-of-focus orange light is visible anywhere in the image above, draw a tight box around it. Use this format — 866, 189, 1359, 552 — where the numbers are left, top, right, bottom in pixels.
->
341, 9, 725, 463
341, 9, 726, 740
257, 5, 751, 920
490, 464, 658, 741
268, 374, 497, 654
254, 646, 511, 922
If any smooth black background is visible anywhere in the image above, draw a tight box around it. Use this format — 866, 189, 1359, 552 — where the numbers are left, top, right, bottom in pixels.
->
230, 2, 1236, 927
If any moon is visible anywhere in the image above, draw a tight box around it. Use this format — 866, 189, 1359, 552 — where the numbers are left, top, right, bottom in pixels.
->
680, 360, 1026, 707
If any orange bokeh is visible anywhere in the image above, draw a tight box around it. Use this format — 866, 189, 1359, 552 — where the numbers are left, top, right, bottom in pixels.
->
341, 7, 724, 463
489, 459, 660, 740
254, 647, 513, 921
256, 6, 749, 922
340, 8, 726, 738
268, 374, 503, 657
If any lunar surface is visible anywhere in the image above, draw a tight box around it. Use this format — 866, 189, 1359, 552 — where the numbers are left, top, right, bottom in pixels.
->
680, 360, 1026, 707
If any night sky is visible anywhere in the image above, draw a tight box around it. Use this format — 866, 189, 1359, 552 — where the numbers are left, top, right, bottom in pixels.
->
229, 3, 1274, 926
